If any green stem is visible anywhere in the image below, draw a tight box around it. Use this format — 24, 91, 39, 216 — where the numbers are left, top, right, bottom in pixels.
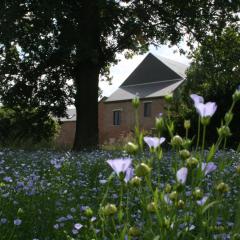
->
201, 124, 207, 161
196, 116, 201, 150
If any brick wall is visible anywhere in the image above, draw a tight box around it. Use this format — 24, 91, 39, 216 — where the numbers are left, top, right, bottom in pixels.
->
55, 121, 76, 147
100, 97, 165, 144
56, 97, 166, 146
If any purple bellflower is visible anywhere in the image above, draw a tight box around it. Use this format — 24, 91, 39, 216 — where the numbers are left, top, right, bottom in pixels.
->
201, 162, 217, 176
197, 196, 208, 206
144, 136, 165, 149
190, 94, 204, 106
195, 102, 217, 118
176, 167, 188, 184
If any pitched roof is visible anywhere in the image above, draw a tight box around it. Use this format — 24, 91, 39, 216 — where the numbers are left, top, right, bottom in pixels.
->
106, 53, 188, 102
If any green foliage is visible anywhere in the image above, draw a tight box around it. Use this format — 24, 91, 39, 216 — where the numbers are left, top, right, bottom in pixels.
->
0, 107, 59, 147
0, 1, 239, 149
172, 27, 240, 144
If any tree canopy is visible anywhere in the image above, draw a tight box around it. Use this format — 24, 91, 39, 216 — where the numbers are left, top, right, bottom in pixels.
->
0, 1, 239, 149
172, 26, 240, 144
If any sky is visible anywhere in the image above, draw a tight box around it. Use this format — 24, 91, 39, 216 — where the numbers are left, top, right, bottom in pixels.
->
99, 44, 192, 97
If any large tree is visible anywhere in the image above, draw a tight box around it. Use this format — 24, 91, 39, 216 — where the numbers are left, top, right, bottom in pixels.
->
0, 1, 239, 150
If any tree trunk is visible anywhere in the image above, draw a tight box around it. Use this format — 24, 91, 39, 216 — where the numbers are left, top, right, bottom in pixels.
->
72, 63, 100, 150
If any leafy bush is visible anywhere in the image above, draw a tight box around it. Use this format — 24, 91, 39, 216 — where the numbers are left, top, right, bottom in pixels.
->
0, 107, 59, 147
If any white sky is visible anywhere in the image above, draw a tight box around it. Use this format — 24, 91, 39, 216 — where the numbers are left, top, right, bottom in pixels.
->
100, 44, 192, 97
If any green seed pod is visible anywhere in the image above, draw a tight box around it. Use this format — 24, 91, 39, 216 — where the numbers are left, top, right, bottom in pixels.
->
102, 203, 117, 216
171, 135, 183, 147
135, 163, 151, 177
179, 149, 190, 160
186, 157, 199, 169
169, 191, 178, 201
130, 176, 141, 187
193, 188, 203, 200
147, 202, 157, 213
128, 226, 141, 237
84, 207, 93, 217
216, 182, 229, 193
184, 120, 191, 129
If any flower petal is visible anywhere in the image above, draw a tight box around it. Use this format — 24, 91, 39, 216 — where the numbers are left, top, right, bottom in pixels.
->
176, 167, 188, 184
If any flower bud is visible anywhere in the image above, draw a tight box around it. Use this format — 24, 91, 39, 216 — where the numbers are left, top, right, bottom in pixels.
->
184, 120, 191, 129
177, 199, 185, 209
102, 203, 117, 216
217, 126, 231, 138
84, 207, 93, 217
135, 163, 151, 177
193, 188, 203, 200
155, 117, 164, 132
132, 95, 140, 108
125, 142, 138, 155
164, 93, 173, 103
147, 202, 157, 213
224, 112, 233, 124
182, 139, 192, 149
216, 182, 229, 193
130, 176, 141, 187
232, 89, 240, 102
171, 135, 183, 147
186, 157, 199, 169
169, 191, 178, 201
164, 183, 172, 193
163, 217, 171, 229
128, 226, 141, 237
179, 149, 190, 160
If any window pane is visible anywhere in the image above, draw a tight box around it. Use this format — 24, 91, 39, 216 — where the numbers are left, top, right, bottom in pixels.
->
144, 102, 151, 117
113, 111, 121, 125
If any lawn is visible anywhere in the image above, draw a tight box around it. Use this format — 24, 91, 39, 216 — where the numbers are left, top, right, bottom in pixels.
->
0, 148, 240, 240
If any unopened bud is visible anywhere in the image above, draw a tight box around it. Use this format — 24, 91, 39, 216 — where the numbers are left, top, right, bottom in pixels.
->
177, 199, 185, 209
135, 163, 151, 177
147, 202, 157, 213
179, 149, 190, 160
186, 157, 199, 168
132, 95, 140, 108
164, 183, 172, 193
102, 203, 117, 216
193, 188, 203, 200
171, 135, 183, 147
216, 182, 229, 193
130, 176, 141, 187
84, 207, 93, 217
164, 93, 173, 103
217, 126, 231, 138
155, 117, 164, 132
184, 120, 191, 129
169, 191, 178, 201
232, 89, 240, 102
128, 226, 141, 237
224, 112, 233, 124
125, 142, 138, 155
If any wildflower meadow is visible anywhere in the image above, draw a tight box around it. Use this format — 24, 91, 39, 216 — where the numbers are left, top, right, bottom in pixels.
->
1, 90, 240, 240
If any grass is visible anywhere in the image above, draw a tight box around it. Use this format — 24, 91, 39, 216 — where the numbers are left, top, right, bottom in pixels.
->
0, 148, 240, 239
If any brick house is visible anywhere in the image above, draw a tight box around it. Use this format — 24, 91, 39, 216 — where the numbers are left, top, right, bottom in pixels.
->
56, 53, 188, 146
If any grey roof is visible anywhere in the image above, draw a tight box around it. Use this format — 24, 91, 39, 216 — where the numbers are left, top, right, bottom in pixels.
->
106, 79, 184, 102
106, 53, 188, 102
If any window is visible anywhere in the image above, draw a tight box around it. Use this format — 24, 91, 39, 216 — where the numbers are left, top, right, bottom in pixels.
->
113, 110, 121, 125
144, 102, 151, 117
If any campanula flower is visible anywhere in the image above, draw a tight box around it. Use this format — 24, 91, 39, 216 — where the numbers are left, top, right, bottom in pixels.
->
195, 102, 217, 118
176, 167, 188, 184
190, 94, 204, 106
107, 158, 132, 175
144, 136, 165, 149
202, 162, 217, 176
